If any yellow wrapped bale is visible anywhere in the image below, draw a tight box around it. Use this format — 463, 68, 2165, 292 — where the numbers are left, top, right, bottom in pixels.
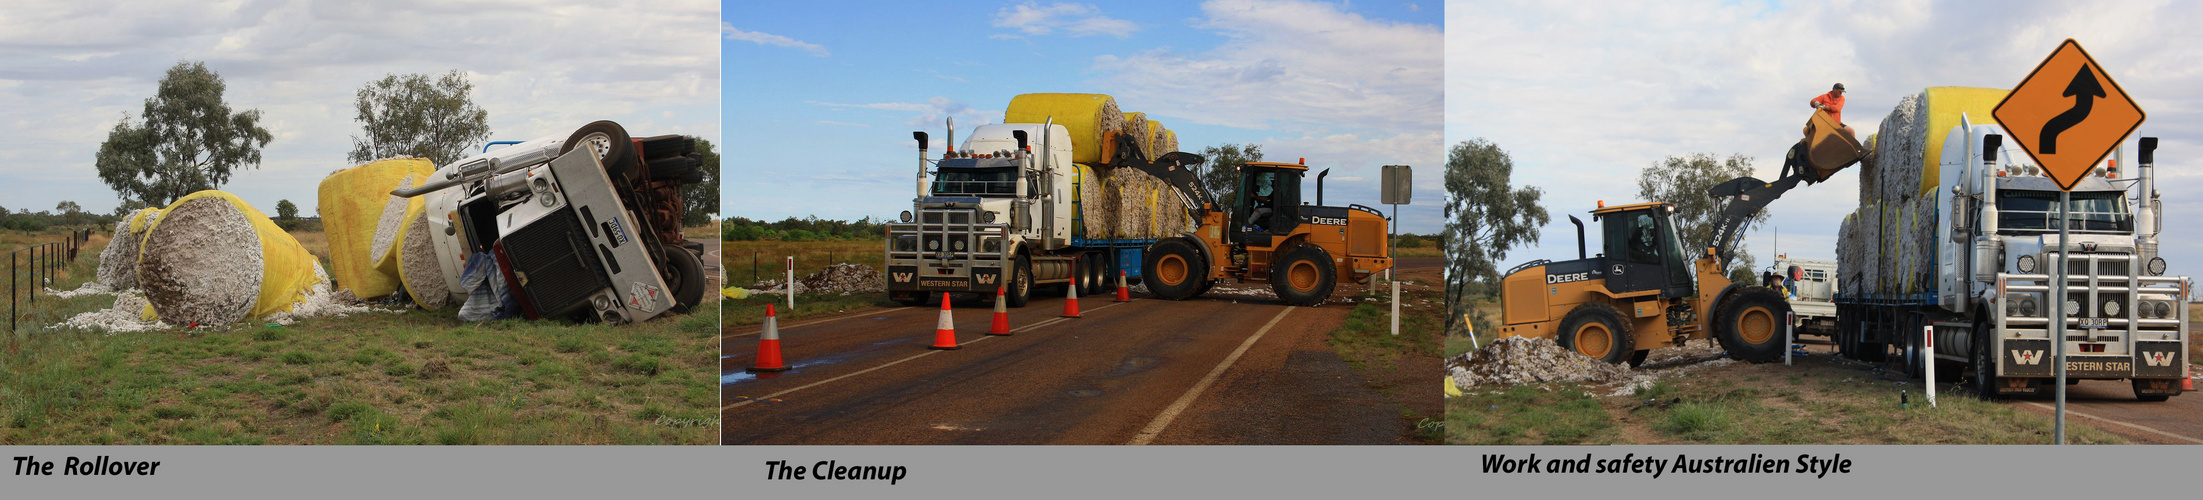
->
138, 190, 326, 326
1915, 87, 2009, 197
317, 157, 435, 299
1074, 164, 1115, 239
1005, 93, 1124, 163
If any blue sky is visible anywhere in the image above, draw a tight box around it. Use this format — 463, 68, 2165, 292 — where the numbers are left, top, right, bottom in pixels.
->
1449, 0, 2203, 279
0, 0, 718, 218
724, 0, 1443, 233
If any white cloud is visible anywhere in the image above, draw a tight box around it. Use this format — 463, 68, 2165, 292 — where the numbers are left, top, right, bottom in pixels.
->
806, 97, 996, 130
723, 23, 830, 57
992, 2, 1139, 39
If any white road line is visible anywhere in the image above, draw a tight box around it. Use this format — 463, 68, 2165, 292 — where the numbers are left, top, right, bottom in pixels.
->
721, 307, 916, 338
721, 301, 1127, 410
1127, 306, 1294, 445
2019, 401, 2203, 444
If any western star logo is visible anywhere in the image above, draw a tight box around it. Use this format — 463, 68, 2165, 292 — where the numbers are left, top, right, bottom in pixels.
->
2142, 351, 2175, 367
976, 274, 996, 285
2013, 349, 2045, 365
893, 272, 912, 282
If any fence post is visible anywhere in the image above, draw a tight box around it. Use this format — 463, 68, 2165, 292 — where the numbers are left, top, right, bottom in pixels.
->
11, 251, 17, 333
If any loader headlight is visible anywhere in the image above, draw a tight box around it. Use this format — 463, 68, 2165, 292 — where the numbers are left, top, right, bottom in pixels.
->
2016, 254, 2037, 274
901, 210, 914, 223
2147, 257, 2167, 276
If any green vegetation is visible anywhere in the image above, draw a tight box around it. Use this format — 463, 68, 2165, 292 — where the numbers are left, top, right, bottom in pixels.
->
1447, 383, 1618, 445
722, 215, 888, 242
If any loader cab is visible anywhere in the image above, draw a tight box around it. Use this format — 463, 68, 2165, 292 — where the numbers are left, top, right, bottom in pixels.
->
1592, 203, 1696, 298
1233, 162, 1306, 244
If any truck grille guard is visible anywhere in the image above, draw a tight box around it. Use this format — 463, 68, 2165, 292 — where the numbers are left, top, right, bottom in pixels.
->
1993, 252, 2188, 349
886, 207, 1010, 284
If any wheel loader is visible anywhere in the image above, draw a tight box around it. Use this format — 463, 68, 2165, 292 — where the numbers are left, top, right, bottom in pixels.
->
1497, 110, 1869, 364
1139, 155, 1394, 306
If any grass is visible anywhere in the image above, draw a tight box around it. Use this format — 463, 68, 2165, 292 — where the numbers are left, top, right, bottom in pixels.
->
1447, 383, 1619, 445
1321, 272, 1445, 444
0, 229, 718, 445
721, 239, 881, 287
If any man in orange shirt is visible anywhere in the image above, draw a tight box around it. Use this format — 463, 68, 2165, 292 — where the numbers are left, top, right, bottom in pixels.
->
1809, 83, 1846, 124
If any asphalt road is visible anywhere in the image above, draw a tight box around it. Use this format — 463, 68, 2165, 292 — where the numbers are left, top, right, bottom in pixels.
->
719, 277, 1414, 445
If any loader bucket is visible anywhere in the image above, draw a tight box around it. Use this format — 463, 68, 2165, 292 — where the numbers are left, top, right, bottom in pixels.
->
1800, 109, 1867, 181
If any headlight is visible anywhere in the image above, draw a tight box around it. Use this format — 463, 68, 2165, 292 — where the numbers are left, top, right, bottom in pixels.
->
901, 210, 914, 223
982, 237, 1002, 253
925, 238, 940, 251
981, 211, 997, 223
2158, 301, 2175, 319
2148, 257, 2167, 276
2019, 296, 2038, 317
2103, 299, 2121, 317
2065, 299, 2080, 317
895, 235, 918, 251
2016, 254, 2037, 273
951, 238, 967, 252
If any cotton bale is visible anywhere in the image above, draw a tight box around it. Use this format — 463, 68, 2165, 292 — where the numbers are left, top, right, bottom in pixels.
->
137, 190, 326, 326
1004, 93, 1124, 163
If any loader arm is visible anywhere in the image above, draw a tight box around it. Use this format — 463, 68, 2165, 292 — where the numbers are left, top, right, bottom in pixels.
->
1702, 110, 1872, 270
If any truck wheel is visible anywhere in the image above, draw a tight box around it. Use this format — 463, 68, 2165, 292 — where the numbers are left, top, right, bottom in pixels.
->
2133, 379, 2173, 402
1007, 254, 1033, 308
1143, 239, 1206, 300
637, 134, 695, 158
1971, 324, 2002, 400
662, 247, 705, 313
564, 120, 638, 182
1078, 253, 1101, 296
646, 154, 701, 179
1557, 303, 1634, 364
1270, 244, 1336, 307
1715, 287, 1789, 363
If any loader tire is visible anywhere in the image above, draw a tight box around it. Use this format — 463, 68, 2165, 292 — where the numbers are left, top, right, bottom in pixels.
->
663, 247, 706, 313
1716, 287, 1789, 363
1143, 239, 1206, 300
564, 120, 638, 182
1270, 244, 1336, 307
1557, 303, 1634, 365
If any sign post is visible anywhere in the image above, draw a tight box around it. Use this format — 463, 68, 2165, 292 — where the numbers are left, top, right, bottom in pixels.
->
1381, 165, 1412, 283
1993, 39, 2147, 445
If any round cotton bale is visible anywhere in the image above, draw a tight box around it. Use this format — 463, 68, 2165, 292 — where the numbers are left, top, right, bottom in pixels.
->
1005, 93, 1123, 163
1121, 112, 1150, 160
394, 210, 450, 310
1144, 119, 1166, 158
95, 207, 162, 290
138, 191, 324, 326
1074, 164, 1116, 239
318, 157, 435, 300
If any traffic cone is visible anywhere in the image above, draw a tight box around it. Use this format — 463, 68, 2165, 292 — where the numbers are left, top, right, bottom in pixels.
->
930, 292, 961, 350
988, 286, 1013, 336
747, 305, 790, 373
1115, 270, 1132, 302
1061, 275, 1083, 319
2185, 375, 2195, 391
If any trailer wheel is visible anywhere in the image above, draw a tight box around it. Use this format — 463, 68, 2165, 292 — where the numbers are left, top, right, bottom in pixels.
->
1716, 287, 1789, 362
662, 247, 706, 313
1557, 303, 1634, 364
1143, 239, 1206, 300
1270, 244, 1336, 307
1007, 254, 1033, 308
563, 120, 638, 182
1971, 323, 2003, 400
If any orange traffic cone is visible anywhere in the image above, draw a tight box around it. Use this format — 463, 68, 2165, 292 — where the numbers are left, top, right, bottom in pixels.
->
1114, 270, 1131, 302
747, 305, 790, 373
1061, 274, 1083, 319
2184, 376, 2195, 391
988, 286, 1013, 336
930, 292, 961, 350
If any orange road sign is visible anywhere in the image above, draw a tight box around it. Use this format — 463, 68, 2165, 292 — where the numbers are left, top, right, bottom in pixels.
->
1992, 39, 2146, 191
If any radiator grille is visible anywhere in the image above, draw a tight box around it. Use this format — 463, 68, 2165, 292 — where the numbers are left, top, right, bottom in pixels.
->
504, 210, 611, 317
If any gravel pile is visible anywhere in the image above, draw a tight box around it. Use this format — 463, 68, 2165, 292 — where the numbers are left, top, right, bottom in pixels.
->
139, 196, 263, 326
1447, 336, 1632, 389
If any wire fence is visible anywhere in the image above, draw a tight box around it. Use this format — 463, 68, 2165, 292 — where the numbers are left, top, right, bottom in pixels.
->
725, 249, 884, 290
8, 229, 93, 333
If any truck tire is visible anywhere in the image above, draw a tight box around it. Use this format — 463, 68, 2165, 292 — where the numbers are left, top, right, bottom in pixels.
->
637, 134, 695, 158
647, 154, 701, 179
1270, 244, 1336, 307
1715, 287, 1789, 362
564, 121, 638, 182
1007, 254, 1033, 308
1142, 239, 1206, 300
663, 247, 705, 313
1557, 303, 1634, 364
1971, 323, 2002, 400
2133, 380, 2173, 402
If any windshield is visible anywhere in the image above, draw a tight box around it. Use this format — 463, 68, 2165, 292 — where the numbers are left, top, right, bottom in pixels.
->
931, 167, 1018, 196
1997, 190, 2131, 233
